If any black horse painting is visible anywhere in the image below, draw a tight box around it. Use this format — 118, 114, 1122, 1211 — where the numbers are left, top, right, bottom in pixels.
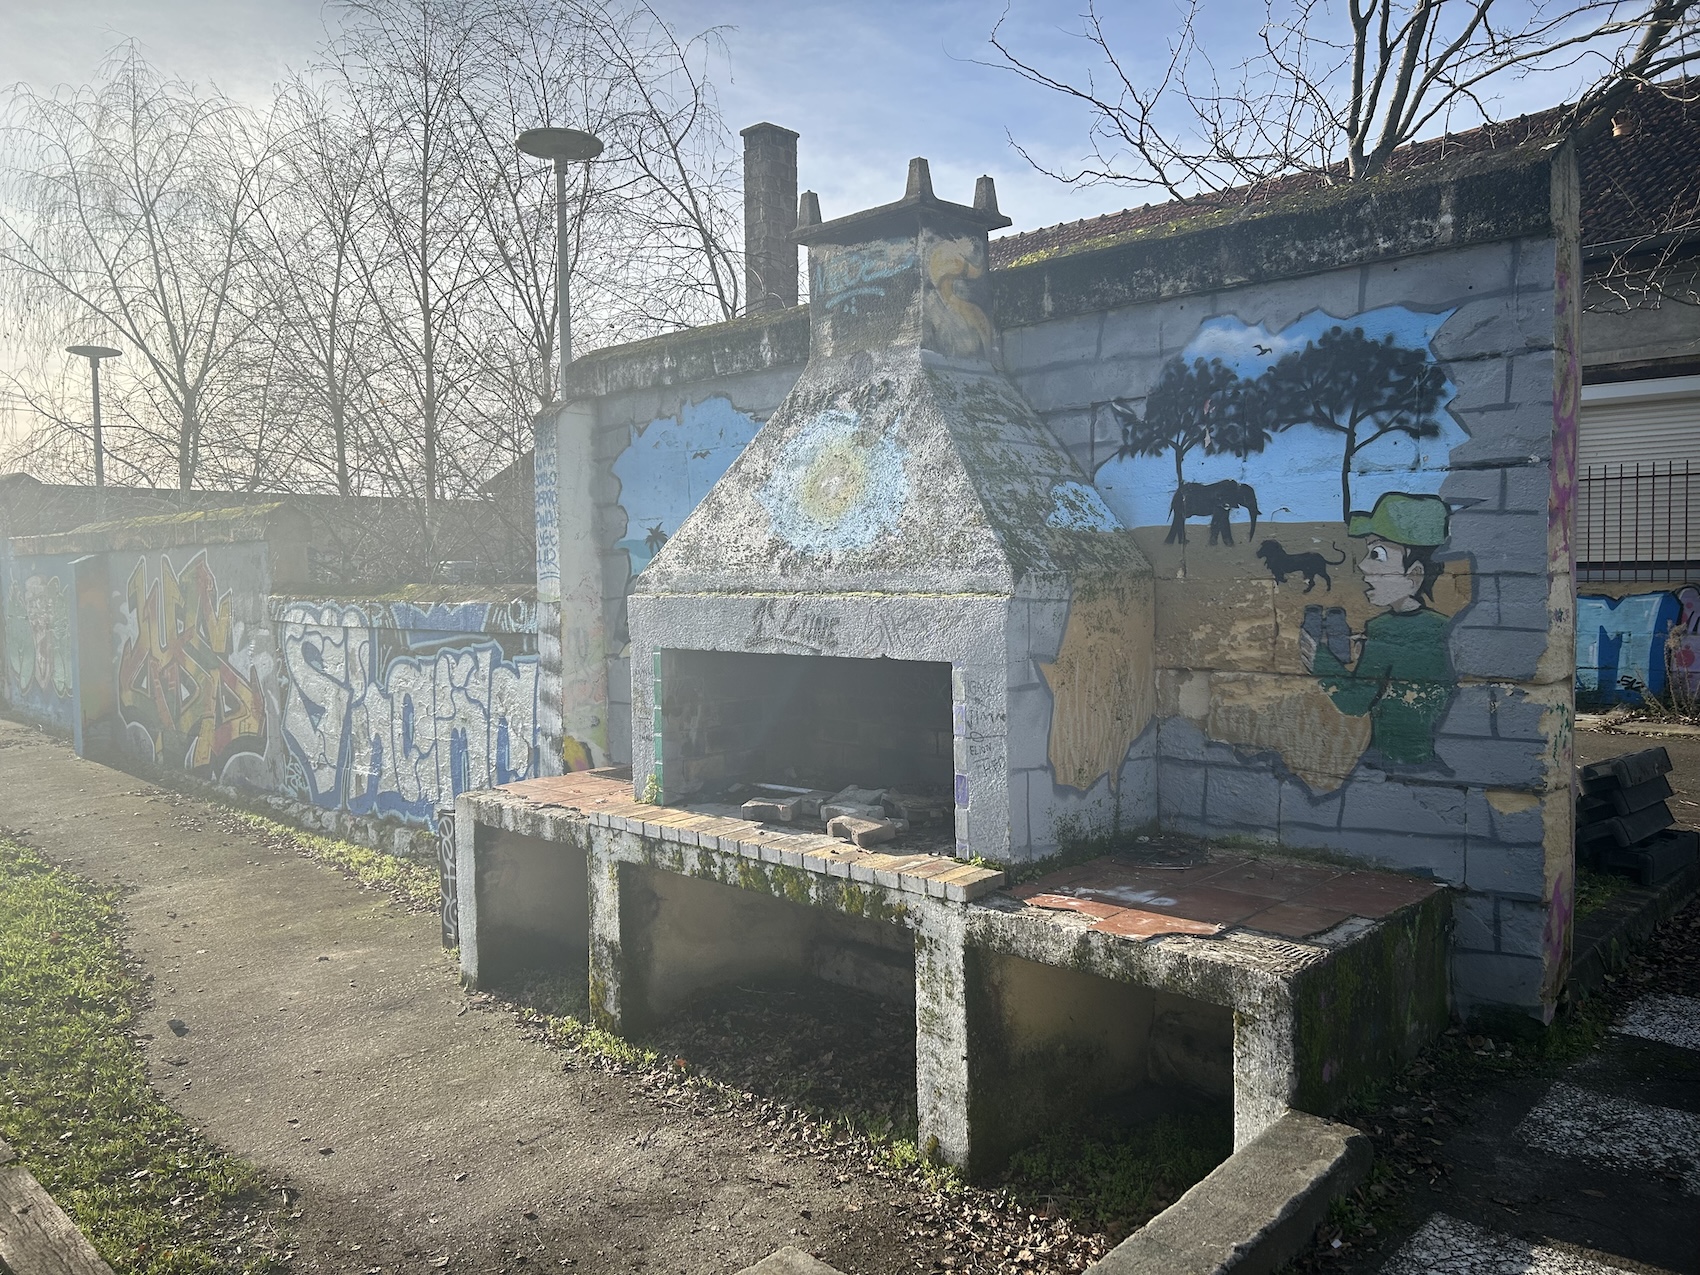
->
1167, 480, 1260, 545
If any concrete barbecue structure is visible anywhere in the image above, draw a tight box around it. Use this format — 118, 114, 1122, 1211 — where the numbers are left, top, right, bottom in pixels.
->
457, 130, 1580, 1173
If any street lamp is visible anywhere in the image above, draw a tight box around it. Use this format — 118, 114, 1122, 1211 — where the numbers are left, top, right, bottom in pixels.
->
516, 127, 603, 400
66, 344, 122, 488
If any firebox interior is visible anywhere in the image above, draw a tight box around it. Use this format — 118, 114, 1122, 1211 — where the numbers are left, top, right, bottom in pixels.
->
660, 649, 953, 797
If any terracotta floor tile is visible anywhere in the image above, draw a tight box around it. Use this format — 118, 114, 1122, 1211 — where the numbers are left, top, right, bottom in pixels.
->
1206, 859, 1342, 900
1092, 909, 1224, 939
1019, 892, 1127, 921
1135, 883, 1271, 925
1238, 901, 1353, 939
1299, 872, 1442, 918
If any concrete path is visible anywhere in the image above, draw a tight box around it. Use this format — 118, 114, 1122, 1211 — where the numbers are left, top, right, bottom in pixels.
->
0, 720, 909, 1275
1377, 990, 1700, 1274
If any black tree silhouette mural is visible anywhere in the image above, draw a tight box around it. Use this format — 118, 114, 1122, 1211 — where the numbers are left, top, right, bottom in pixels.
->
1111, 356, 1271, 484
1263, 326, 1447, 520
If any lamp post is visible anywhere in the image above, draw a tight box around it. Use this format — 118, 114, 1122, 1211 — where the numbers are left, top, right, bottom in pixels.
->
66, 344, 122, 488
516, 127, 603, 400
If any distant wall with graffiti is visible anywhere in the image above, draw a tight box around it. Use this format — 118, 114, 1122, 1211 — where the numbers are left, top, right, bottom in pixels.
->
1576, 583, 1700, 704
112, 542, 286, 791
275, 595, 539, 825
1, 552, 78, 732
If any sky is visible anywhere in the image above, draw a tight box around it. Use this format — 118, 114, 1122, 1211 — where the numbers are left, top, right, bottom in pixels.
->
0, 0, 1193, 235
0, 0, 1595, 459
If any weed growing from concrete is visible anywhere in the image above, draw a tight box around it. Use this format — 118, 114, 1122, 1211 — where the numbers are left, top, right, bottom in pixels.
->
217, 811, 440, 911
0, 834, 288, 1274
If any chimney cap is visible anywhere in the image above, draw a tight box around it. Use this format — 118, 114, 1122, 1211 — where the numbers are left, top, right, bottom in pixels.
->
740, 121, 801, 141
795, 156, 1012, 246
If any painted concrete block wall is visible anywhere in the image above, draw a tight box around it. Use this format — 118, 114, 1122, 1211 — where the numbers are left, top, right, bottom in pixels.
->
2, 550, 79, 732
104, 541, 288, 791
997, 164, 1579, 1018
537, 362, 804, 771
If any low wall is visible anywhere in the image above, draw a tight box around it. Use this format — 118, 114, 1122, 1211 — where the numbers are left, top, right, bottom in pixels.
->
1574, 579, 1699, 707
1, 509, 538, 859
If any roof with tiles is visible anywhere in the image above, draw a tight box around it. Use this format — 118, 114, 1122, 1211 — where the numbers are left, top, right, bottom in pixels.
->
988, 81, 1700, 269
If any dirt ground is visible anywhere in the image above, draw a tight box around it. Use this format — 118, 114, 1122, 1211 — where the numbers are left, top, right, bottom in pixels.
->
0, 718, 1112, 1275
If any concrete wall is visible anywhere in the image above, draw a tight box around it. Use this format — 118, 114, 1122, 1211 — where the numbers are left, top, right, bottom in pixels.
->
1575, 580, 1700, 705
1, 550, 79, 733
2, 509, 540, 857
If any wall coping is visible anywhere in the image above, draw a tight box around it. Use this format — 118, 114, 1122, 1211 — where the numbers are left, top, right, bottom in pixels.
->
9, 503, 308, 558
555, 143, 1571, 399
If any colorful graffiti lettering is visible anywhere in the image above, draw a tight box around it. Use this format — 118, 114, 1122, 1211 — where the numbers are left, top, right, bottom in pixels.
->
811, 239, 917, 314
5, 572, 73, 705
1576, 585, 1700, 703
278, 604, 539, 823
117, 553, 268, 777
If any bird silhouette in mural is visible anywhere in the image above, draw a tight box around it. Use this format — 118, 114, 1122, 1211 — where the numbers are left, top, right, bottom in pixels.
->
1253, 343, 1272, 356
644, 524, 669, 555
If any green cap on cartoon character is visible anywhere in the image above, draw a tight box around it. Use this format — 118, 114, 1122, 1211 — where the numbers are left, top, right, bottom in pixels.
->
1347, 492, 1448, 545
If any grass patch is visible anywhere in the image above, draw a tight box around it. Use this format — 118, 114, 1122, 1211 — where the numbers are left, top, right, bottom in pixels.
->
218, 810, 439, 910
0, 835, 285, 1273
1574, 865, 1632, 919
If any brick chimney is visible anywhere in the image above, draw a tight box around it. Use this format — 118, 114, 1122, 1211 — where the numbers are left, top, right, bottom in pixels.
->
740, 122, 799, 315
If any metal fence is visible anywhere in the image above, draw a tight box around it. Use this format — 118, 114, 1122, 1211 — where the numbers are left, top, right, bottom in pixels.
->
1576, 460, 1699, 582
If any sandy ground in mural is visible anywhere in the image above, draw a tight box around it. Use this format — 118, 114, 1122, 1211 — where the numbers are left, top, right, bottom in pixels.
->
1131, 521, 1472, 792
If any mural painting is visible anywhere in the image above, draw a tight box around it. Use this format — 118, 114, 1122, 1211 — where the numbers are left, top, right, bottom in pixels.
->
1576, 584, 1700, 705
278, 602, 539, 824
1086, 306, 1470, 794
611, 396, 761, 581
4, 568, 74, 722
117, 552, 271, 780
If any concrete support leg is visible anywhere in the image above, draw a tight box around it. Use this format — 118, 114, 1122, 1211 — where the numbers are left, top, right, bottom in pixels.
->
914, 907, 971, 1167
454, 794, 482, 987
587, 836, 625, 1031
1232, 983, 1298, 1150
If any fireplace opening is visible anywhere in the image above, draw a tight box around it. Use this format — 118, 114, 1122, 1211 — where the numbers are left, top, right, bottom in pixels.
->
660, 648, 954, 803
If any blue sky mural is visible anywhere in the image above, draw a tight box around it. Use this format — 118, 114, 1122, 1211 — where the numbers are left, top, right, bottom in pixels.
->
612, 396, 762, 574
1093, 306, 1466, 529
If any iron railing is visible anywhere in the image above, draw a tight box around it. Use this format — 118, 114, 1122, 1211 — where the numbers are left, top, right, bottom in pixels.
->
1576, 460, 1699, 582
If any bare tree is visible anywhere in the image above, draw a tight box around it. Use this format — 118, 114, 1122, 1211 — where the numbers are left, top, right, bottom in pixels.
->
990, 0, 1700, 200
0, 46, 268, 489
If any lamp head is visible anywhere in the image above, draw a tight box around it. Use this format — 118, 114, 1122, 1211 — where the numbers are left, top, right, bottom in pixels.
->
67, 345, 122, 361
516, 128, 604, 167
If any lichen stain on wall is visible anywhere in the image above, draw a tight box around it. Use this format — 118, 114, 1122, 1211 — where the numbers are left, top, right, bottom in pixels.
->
1039, 584, 1155, 792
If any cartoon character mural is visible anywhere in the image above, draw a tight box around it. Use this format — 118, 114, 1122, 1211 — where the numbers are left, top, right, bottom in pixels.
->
1300, 493, 1454, 767
116, 552, 271, 780
277, 601, 540, 824
1576, 584, 1700, 704
1086, 306, 1468, 794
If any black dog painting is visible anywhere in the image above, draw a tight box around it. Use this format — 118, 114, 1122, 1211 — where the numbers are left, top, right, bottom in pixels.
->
1256, 539, 1346, 592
